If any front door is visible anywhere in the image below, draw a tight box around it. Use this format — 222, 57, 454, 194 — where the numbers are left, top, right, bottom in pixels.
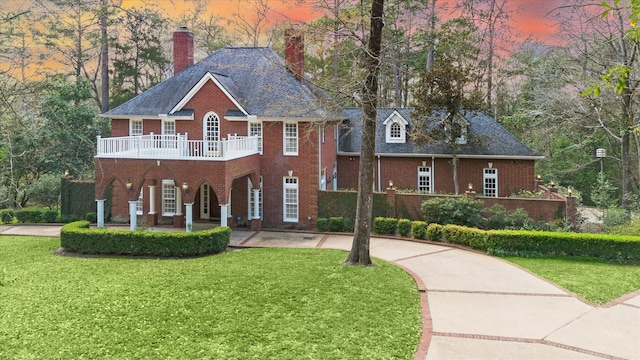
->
200, 183, 210, 219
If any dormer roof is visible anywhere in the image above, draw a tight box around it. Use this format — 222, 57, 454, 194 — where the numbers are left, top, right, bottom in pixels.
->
339, 108, 542, 160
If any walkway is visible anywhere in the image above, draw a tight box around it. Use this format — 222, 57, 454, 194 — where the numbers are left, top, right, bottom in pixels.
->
2, 225, 639, 359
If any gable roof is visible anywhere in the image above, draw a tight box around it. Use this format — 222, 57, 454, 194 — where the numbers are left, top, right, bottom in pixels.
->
339, 108, 542, 159
103, 47, 341, 120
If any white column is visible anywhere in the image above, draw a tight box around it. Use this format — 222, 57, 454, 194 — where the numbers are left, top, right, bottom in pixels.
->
128, 200, 138, 231
252, 189, 260, 219
175, 186, 183, 215
96, 199, 105, 228
228, 190, 232, 218
220, 204, 228, 227
148, 185, 156, 214
185, 202, 194, 232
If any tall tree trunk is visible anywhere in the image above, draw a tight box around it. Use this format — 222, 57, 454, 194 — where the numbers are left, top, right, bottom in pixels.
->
426, 0, 436, 70
346, 0, 385, 266
333, 0, 339, 86
100, 0, 109, 113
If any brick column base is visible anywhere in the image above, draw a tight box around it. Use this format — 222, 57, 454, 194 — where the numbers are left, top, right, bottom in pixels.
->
147, 213, 158, 226
251, 218, 261, 232
173, 214, 184, 228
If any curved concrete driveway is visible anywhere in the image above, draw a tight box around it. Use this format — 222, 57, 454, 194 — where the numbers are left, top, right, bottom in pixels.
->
237, 231, 640, 360
2, 225, 639, 359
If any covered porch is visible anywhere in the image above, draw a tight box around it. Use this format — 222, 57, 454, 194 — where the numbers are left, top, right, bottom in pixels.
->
94, 155, 262, 232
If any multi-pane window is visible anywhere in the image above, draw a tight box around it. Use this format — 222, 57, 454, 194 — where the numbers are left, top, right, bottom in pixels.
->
283, 177, 298, 222
284, 122, 298, 155
418, 166, 431, 193
136, 189, 143, 215
162, 119, 175, 135
130, 119, 143, 136
249, 122, 262, 153
248, 177, 263, 220
162, 119, 176, 148
204, 112, 220, 152
162, 180, 176, 216
483, 168, 498, 197
390, 122, 402, 139
384, 114, 407, 143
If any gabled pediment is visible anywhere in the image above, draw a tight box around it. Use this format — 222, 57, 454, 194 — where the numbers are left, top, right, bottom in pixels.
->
383, 110, 409, 143
170, 72, 248, 116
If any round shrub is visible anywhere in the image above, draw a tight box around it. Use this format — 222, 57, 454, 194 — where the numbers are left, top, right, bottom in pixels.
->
421, 197, 485, 228
411, 221, 428, 240
426, 223, 444, 241
397, 219, 411, 237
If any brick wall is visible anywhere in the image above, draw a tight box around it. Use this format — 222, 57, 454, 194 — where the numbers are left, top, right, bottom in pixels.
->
322, 190, 573, 225
337, 155, 536, 196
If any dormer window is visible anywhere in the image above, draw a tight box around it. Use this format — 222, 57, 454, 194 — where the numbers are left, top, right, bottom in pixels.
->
383, 110, 408, 143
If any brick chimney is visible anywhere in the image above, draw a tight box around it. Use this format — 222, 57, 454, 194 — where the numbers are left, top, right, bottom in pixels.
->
284, 27, 304, 80
173, 27, 194, 75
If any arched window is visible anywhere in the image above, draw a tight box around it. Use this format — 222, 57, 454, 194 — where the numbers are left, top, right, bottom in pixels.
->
203, 111, 220, 153
383, 111, 408, 143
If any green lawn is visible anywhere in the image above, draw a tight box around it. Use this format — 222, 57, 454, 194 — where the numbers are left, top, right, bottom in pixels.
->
504, 256, 640, 304
0, 236, 421, 359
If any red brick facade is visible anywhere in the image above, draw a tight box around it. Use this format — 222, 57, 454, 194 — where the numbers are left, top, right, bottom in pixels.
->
96, 86, 340, 229
337, 155, 535, 196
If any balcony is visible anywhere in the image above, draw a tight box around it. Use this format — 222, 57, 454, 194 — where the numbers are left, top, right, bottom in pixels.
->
96, 133, 260, 161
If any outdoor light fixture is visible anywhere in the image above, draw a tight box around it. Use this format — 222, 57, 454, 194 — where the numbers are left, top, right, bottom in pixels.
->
568, 187, 573, 196
388, 179, 394, 189
64, 169, 69, 177
537, 174, 541, 181
182, 180, 189, 193
126, 179, 133, 191
549, 180, 556, 188
468, 183, 473, 191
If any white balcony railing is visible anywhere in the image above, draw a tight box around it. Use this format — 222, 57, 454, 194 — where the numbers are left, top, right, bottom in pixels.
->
96, 133, 260, 161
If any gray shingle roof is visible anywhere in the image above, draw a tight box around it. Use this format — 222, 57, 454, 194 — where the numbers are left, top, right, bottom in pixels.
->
103, 47, 340, 119
339, 108, 542, 159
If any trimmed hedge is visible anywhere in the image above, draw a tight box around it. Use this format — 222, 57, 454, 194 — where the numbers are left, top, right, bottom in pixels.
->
0, 209, 59, 224
411, 221, 428, 240
398, 219, 411, 237
435, 224, 640, 262
316, 217, 352, 232
426, 223, 444, 242
60, 221, 231, 257
374, 217, 397, 235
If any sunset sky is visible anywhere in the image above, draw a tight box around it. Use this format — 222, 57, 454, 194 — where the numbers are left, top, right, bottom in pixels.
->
121, 0, 568, 45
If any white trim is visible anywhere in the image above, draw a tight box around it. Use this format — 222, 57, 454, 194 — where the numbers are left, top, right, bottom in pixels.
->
383, 110, 408, 143
483, 168, 498, 197
130, 118, 143, 136
248, 177, 263, 220
283, 122, 298, 156
161, 179, 176, 216
248, 121, 263, 154
203, 111, 220, 154
336, 152, 544, 160
417, 166, 432, 194
283, 177, 298, 222
170, 72, 248, 115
